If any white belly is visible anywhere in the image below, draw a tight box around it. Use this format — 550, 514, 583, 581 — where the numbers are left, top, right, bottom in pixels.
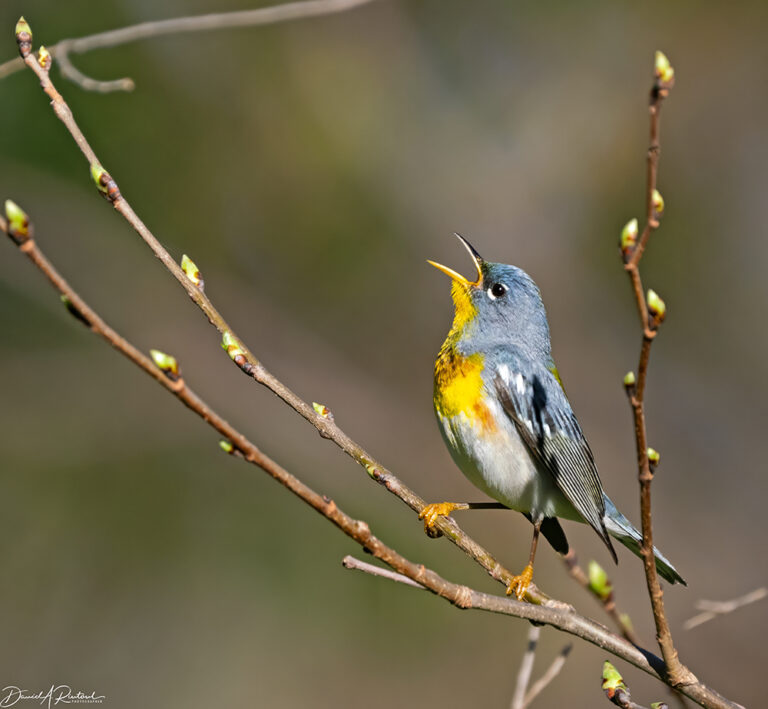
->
436, 397, 579, 522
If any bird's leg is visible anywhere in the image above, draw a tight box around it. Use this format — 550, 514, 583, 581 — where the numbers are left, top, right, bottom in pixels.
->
418, 501, 505, 536
506, 520, 542, 601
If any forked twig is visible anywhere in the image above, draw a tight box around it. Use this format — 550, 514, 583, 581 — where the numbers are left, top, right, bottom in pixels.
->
683, 587, 767, 631
0, 0, 378, 91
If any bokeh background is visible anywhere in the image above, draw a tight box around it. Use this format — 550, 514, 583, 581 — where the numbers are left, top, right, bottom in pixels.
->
1, 1, 766, 707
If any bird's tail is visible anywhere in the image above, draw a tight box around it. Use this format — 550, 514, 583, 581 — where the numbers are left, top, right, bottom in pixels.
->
603, 496, 686, 586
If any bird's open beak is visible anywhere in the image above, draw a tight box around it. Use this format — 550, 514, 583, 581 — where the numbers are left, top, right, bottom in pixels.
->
428, 233, 484, 287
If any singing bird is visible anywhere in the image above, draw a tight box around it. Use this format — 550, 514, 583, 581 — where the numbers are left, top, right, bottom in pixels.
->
422, 234, 685, 599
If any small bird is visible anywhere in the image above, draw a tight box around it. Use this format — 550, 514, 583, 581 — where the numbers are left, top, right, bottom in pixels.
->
422, 234, 685, 599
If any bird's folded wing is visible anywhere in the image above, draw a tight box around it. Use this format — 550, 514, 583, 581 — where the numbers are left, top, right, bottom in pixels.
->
493, 359, 616, 560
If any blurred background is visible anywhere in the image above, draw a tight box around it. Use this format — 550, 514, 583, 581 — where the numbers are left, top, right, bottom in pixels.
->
1, 1, 766, 707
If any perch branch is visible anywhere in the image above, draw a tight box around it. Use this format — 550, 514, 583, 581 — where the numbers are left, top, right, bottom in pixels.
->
16, 35, 551, 604
2, 215, 733, 708
0, 0, 378, 90
620, 54, 696, 687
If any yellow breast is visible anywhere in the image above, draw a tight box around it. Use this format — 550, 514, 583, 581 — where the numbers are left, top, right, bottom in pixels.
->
434, 346, 496, 433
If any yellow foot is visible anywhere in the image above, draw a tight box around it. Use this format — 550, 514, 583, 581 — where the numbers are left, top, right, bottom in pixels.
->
505, 564, 534, 601
418, 502, 467, 536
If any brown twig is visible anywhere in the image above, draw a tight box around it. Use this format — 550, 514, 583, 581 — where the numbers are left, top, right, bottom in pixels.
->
562, 550, 640, 645
342, 555, 425, 590
509, 626, 571, 709
683, 587, 768, 631
511, 625, 541, 709
15, 33, 551, 605
620, 54, 696, 688
0, 0, 378, 90
521, 642, 572, 709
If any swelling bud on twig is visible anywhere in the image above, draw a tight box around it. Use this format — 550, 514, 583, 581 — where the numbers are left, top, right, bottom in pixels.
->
221, 331, 252, 373
38, 45, 52, 71
647, 289, 667, 324
4, 199, 32, 244
90, 163, 121, 202
312, 401, 335, 422
620, 218, 638, 256
180, 254, 204, 290
619, 613, 634, 635
150, 349, 181, 381
623, 371, 636, 396
647, 447, 660, 471
588, 561, 613, 601
652, 189, 665, 215
15, 17, 32, 58
602, 661, 631, 706
654, 50, 675, 84
218, 439, 234, 454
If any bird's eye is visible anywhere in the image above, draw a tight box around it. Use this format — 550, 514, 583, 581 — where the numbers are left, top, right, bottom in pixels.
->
488, 282, 507, 300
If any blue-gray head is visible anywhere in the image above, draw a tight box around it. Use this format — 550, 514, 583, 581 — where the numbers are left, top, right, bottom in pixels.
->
429, 234, 552, 360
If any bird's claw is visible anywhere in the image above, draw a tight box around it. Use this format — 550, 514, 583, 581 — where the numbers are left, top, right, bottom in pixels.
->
505, 564, 534, 601
418, 502, 465, 536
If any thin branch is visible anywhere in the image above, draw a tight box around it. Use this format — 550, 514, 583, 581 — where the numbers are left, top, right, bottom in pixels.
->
511, 626, 540, 709
683, 587, 768, 631
621, 55, 696, 687
521, 643, 572, 709
562, 549, 640, 646
15, 35, 551, 606
0, 218, 724, 705
342, 555, 425, 590
0, 0, 378, 90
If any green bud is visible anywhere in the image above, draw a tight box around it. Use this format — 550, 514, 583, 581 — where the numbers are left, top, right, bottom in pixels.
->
15, 17, 32, 58
221, 331, 251, 373
651, 703, 669, 709
601, 661, 627, 695
38, 45, 51, 71
647, 447, 660, 467
313, 401, 331, 417
620, 218, 638, 254
180, 254, 203, 288
219, 439, 234, 454
4, 199, 32, 243
588, 560, 613, 600
365, 464, 377, 479
221, 331, 242, 357
623, 371, 636, 387
652, 189, 664, 215
90, 163, 120, 201
150, 349, 180, 379
91, 163, 107, 192
647, 289, 667, 322
619, 613, 634, 634
655, 51, 674, 83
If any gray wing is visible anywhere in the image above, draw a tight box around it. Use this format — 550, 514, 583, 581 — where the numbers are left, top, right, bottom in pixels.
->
493, 357, 616, 561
